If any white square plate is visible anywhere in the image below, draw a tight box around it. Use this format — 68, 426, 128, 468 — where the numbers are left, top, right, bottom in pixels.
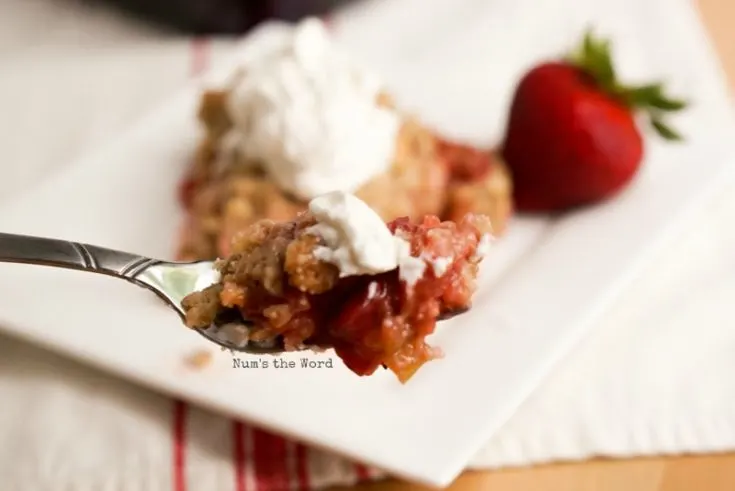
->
0, 0, 733, 486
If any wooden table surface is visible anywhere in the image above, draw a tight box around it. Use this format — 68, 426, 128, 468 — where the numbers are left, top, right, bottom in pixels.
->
332, 0, 735, 490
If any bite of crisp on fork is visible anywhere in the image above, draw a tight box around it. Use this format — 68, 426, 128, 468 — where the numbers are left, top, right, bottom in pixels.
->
181, 191, 492, 383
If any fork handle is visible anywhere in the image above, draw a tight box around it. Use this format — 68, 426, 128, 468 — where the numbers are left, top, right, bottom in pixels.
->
0, 233, 161, 280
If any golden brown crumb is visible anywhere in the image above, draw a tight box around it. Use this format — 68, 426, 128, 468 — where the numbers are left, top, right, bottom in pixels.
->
284, 234, 339, 294
220, 282, 246, 308
184, 177, 306, 259
263, 304, 295, 328
184, 349, 213, 369
198, 90, 232, 139
376, 91, 395, 109
446, 159, 513, 235
182, 284, 222, 329
229, 219, 276, 254
216, 213, 328, 297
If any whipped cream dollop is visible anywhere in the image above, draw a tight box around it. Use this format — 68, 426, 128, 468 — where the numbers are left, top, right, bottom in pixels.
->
307, 191, 425, 283
221, 18, 400, 201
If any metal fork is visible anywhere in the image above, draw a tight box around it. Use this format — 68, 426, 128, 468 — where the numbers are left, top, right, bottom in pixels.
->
0, 232, 270, 352
0, 232, 466, 354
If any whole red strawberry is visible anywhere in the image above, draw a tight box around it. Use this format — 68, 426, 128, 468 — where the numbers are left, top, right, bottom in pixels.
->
502, 32, 687, 212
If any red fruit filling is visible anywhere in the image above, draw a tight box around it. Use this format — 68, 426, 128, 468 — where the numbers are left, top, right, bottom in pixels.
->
178, 175, 200, 210
436, 137, 493, 182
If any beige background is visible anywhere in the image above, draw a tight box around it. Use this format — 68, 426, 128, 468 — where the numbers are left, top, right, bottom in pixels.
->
334, 0, 735, 489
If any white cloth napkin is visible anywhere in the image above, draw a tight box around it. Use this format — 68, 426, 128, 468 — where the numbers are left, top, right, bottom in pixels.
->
2, 0, 735, 489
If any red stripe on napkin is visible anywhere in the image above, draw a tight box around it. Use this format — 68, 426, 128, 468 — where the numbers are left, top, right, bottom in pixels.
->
253, 428, 290, 490
172, 400, 188, 491
294, 443, 311, 490
191, 37, 210, 75
354, 463, 371, 480
234, 421, 249, 491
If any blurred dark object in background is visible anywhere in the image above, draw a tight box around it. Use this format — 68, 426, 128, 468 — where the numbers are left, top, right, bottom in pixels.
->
99, 0, 356, 34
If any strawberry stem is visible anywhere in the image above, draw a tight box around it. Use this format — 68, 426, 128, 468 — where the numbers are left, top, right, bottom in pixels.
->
569, 30, 688, 141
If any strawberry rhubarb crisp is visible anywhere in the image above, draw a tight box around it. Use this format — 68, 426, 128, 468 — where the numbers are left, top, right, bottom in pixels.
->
181, 192, 492, 383
177, 18, 511, 261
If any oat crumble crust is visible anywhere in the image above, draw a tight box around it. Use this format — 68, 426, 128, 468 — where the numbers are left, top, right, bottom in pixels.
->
176, 90, 512, 260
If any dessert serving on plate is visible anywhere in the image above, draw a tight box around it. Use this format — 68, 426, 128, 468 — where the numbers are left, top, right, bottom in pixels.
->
182, 191, 492, 382
176, 18, 512, 261
173, 21, 689, 383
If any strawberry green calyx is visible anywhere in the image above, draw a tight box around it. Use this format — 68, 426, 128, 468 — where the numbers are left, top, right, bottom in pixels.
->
568, 30, 688, 141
